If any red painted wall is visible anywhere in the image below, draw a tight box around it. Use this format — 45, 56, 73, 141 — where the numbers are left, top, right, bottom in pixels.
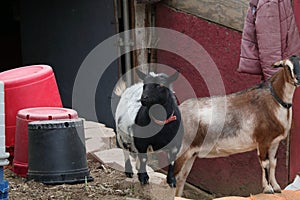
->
290, 0, 300, 182
156, 4, 290, 196
156, 6, 261, 98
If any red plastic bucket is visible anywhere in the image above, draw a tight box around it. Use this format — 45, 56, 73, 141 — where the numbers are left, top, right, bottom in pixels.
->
13, 107, 78, 177
0, 65, 62, 156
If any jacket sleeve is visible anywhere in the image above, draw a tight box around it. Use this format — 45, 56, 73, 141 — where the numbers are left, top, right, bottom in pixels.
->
255, 0, 281, 80
238, 1, 262, 75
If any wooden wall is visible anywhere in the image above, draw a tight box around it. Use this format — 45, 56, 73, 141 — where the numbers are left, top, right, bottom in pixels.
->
163, 0, 248, 31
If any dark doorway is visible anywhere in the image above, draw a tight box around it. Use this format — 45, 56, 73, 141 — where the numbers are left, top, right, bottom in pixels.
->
0, 0, 22, 71
20, 0, 120, 128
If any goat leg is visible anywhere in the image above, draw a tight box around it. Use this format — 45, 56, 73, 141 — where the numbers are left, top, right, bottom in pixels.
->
261, 161, 274, 194
137, 153, 149, 185
258, 144, 274, 194
167, 163, 176, 187
166, 148, 179, 188
268, 142, 281, 193
124, 151, 134, 178
174, 149, 198, 196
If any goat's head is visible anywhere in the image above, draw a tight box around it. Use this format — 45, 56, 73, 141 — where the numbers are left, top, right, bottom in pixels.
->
272, 55, 300, 86
136, 69, 179, 107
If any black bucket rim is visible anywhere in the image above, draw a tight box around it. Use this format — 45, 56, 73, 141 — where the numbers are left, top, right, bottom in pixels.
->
27, 168, 94, 185
28, 118, 83, 130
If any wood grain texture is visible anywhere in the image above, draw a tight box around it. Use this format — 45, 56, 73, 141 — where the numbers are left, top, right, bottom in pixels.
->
163, 0, 249, 31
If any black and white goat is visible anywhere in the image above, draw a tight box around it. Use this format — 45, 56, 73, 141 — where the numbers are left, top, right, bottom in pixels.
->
174, 56, 300, 196
115, 69, 183, 187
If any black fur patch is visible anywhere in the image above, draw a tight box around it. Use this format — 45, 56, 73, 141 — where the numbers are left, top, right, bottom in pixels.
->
290, 56, 300, 81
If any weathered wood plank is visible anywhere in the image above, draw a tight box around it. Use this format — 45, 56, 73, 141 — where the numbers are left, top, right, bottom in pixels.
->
134, 2, 148, 69
163, 0, 249, 31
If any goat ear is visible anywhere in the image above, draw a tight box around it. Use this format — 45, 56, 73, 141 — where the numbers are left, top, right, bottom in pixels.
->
167, 71, 179, 84
272, 60, 284, 68
136, 69, 147, 80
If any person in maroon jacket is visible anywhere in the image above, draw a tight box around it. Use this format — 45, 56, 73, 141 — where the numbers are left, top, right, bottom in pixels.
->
239, 0, 300, 190
238, 0, 300, 80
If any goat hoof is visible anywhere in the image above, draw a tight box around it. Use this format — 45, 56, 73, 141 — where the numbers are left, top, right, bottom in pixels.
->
168, 182, 176, 188
264, 190, 274, 194
138, 173, 149, 185
167, 176, 176, 188
263, 186, 274, 194
125, 172, 134, 178
272, 184, 281, 193
274, 188, 282, 193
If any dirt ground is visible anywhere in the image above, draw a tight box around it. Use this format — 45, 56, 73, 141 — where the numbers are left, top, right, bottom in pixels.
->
5, 158, 147, 200
5, 155, 213, 200
6, 156, 300, 200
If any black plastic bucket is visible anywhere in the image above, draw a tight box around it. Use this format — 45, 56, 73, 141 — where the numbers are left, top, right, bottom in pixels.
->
27, 118, 93, 184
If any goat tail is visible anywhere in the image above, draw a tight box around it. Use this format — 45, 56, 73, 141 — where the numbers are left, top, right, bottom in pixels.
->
114, 78, 127, 97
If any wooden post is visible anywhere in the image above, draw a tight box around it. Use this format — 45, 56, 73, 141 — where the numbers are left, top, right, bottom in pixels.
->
290, 0, 300, 182
133, 1, 149, 72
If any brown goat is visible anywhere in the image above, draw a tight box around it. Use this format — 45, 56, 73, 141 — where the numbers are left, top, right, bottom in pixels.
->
174, 56, 300, 196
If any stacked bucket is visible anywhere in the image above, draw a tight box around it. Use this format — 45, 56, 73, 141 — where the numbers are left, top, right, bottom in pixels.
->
0, 65, 92, 198
13, 107, 78, 177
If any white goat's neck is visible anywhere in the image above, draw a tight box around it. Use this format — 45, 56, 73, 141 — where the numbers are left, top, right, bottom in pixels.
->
270, 69, 296, 105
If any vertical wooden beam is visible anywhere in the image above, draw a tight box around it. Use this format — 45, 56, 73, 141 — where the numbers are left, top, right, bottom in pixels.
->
133, 1, 149, 73
149, 5, 158, 72
290, 0, 300, 182
113, 0, 122, 78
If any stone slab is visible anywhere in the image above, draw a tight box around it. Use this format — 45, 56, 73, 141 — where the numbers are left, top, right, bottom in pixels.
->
92, 148, 154, 173
84, 121, 116, 151
85, 137, 106, 153
83, 120, 106, 129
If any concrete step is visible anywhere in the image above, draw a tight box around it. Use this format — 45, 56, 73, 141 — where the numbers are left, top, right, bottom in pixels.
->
91, 148, 153, 173
84, 120, 116, 153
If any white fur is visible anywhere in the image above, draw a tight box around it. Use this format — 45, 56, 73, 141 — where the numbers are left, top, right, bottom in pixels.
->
115, 83, 143, 150
275, 105, 293, 138
171, 147, 178, 154
116, 83, 143, 135
286, 59, 295, 79
149, 72, 165, 77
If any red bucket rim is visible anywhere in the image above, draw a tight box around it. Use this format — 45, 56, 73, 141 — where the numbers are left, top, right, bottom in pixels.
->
17, 107, 78, 120
0, 65, 54, 88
